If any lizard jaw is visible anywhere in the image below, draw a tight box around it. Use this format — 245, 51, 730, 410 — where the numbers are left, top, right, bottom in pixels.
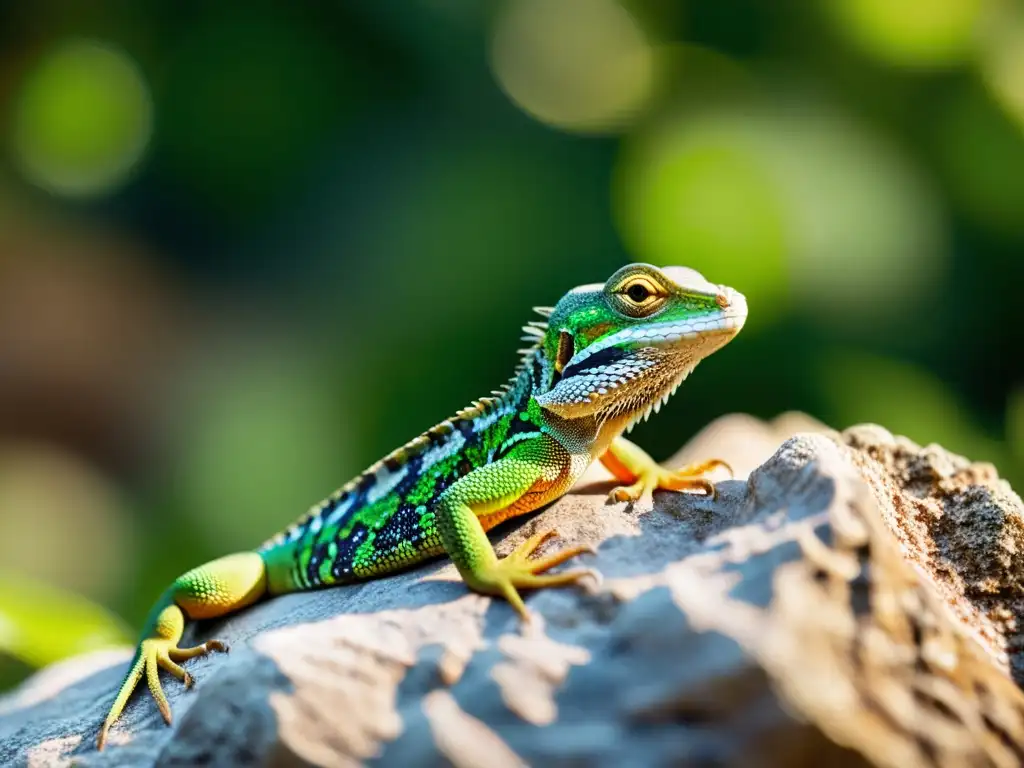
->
623, 374, 688, 434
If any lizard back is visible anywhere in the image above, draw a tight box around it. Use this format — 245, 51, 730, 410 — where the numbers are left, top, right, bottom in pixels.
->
258, 346, 547, 593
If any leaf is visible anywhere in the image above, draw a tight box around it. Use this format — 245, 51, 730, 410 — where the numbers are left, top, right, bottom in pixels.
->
0, 571, 132, 669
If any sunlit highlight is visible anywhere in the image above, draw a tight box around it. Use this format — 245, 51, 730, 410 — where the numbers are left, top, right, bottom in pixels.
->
490, 0, 656, 134
11, 39, 152, 197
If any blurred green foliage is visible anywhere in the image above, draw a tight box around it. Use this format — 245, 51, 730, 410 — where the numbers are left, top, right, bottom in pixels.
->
11, 39, 151, 197
0, 0, 1022, 690
0, 571, 131, 691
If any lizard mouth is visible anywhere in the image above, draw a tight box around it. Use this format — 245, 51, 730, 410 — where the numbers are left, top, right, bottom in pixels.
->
563, 290, 748, 374
562, 312, 746, 374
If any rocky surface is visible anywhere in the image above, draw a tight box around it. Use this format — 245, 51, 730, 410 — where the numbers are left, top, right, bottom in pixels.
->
1, 413, 1023, 767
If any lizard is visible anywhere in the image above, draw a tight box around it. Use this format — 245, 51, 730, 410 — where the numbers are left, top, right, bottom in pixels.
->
95, 262, 747, 750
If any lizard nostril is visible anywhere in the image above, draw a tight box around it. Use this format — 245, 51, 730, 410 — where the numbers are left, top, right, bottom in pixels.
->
715, 293, 730, 309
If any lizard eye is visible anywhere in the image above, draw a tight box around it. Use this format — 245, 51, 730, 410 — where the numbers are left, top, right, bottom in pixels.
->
611, 275, 666, 317
626, 283, 649, 303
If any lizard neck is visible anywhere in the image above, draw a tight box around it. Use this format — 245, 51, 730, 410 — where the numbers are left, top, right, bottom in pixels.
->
510, 346, 606, 460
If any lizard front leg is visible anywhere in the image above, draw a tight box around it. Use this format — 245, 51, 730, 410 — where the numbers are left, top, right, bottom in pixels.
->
601, 436, 731, 505
97, 552, 267, 750
435, 437, 596, 621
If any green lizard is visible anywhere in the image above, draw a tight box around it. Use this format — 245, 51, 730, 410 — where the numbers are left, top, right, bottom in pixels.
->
96, 262, 747, 750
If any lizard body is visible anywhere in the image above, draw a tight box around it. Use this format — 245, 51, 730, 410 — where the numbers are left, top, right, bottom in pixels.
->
96, 263, 747, 749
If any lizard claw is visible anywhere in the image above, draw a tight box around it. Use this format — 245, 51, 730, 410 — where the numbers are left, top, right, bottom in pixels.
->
608, 457, 729, 504
97, 634, 228, 750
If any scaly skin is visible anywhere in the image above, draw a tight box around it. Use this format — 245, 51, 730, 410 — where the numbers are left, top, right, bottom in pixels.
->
96, 263, 747, 750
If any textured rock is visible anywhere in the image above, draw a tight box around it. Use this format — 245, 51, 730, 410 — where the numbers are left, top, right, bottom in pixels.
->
1, 413, 1023, 767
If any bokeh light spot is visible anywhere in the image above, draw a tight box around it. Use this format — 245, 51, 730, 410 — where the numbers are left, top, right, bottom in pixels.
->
828, 0, 984, 69
0, 443, 136, 600
176, 345, 351, 550
761, 104, 946, 324
614, 112, 788, 319
490, 0, 656, 134
979, 4, 1024, 132
11, 39, 152, 197
614, 96, 945, 328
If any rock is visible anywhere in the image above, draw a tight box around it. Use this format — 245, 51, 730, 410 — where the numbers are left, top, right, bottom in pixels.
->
1, 414, 1023, 767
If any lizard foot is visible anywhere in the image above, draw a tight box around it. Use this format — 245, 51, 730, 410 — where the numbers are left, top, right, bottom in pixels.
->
471, 529, 598, 622
609, 458, 732, 505
96, 552, 265, 750
97, 634, 228, 750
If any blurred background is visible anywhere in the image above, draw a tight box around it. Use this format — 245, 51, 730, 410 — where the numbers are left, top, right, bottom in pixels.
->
1, 0, 1023, 690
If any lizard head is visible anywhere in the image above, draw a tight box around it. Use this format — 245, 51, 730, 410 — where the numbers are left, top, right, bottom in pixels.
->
531, 263, 747, 426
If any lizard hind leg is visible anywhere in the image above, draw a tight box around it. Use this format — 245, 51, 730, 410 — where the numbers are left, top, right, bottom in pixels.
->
96, 552, 266, 751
